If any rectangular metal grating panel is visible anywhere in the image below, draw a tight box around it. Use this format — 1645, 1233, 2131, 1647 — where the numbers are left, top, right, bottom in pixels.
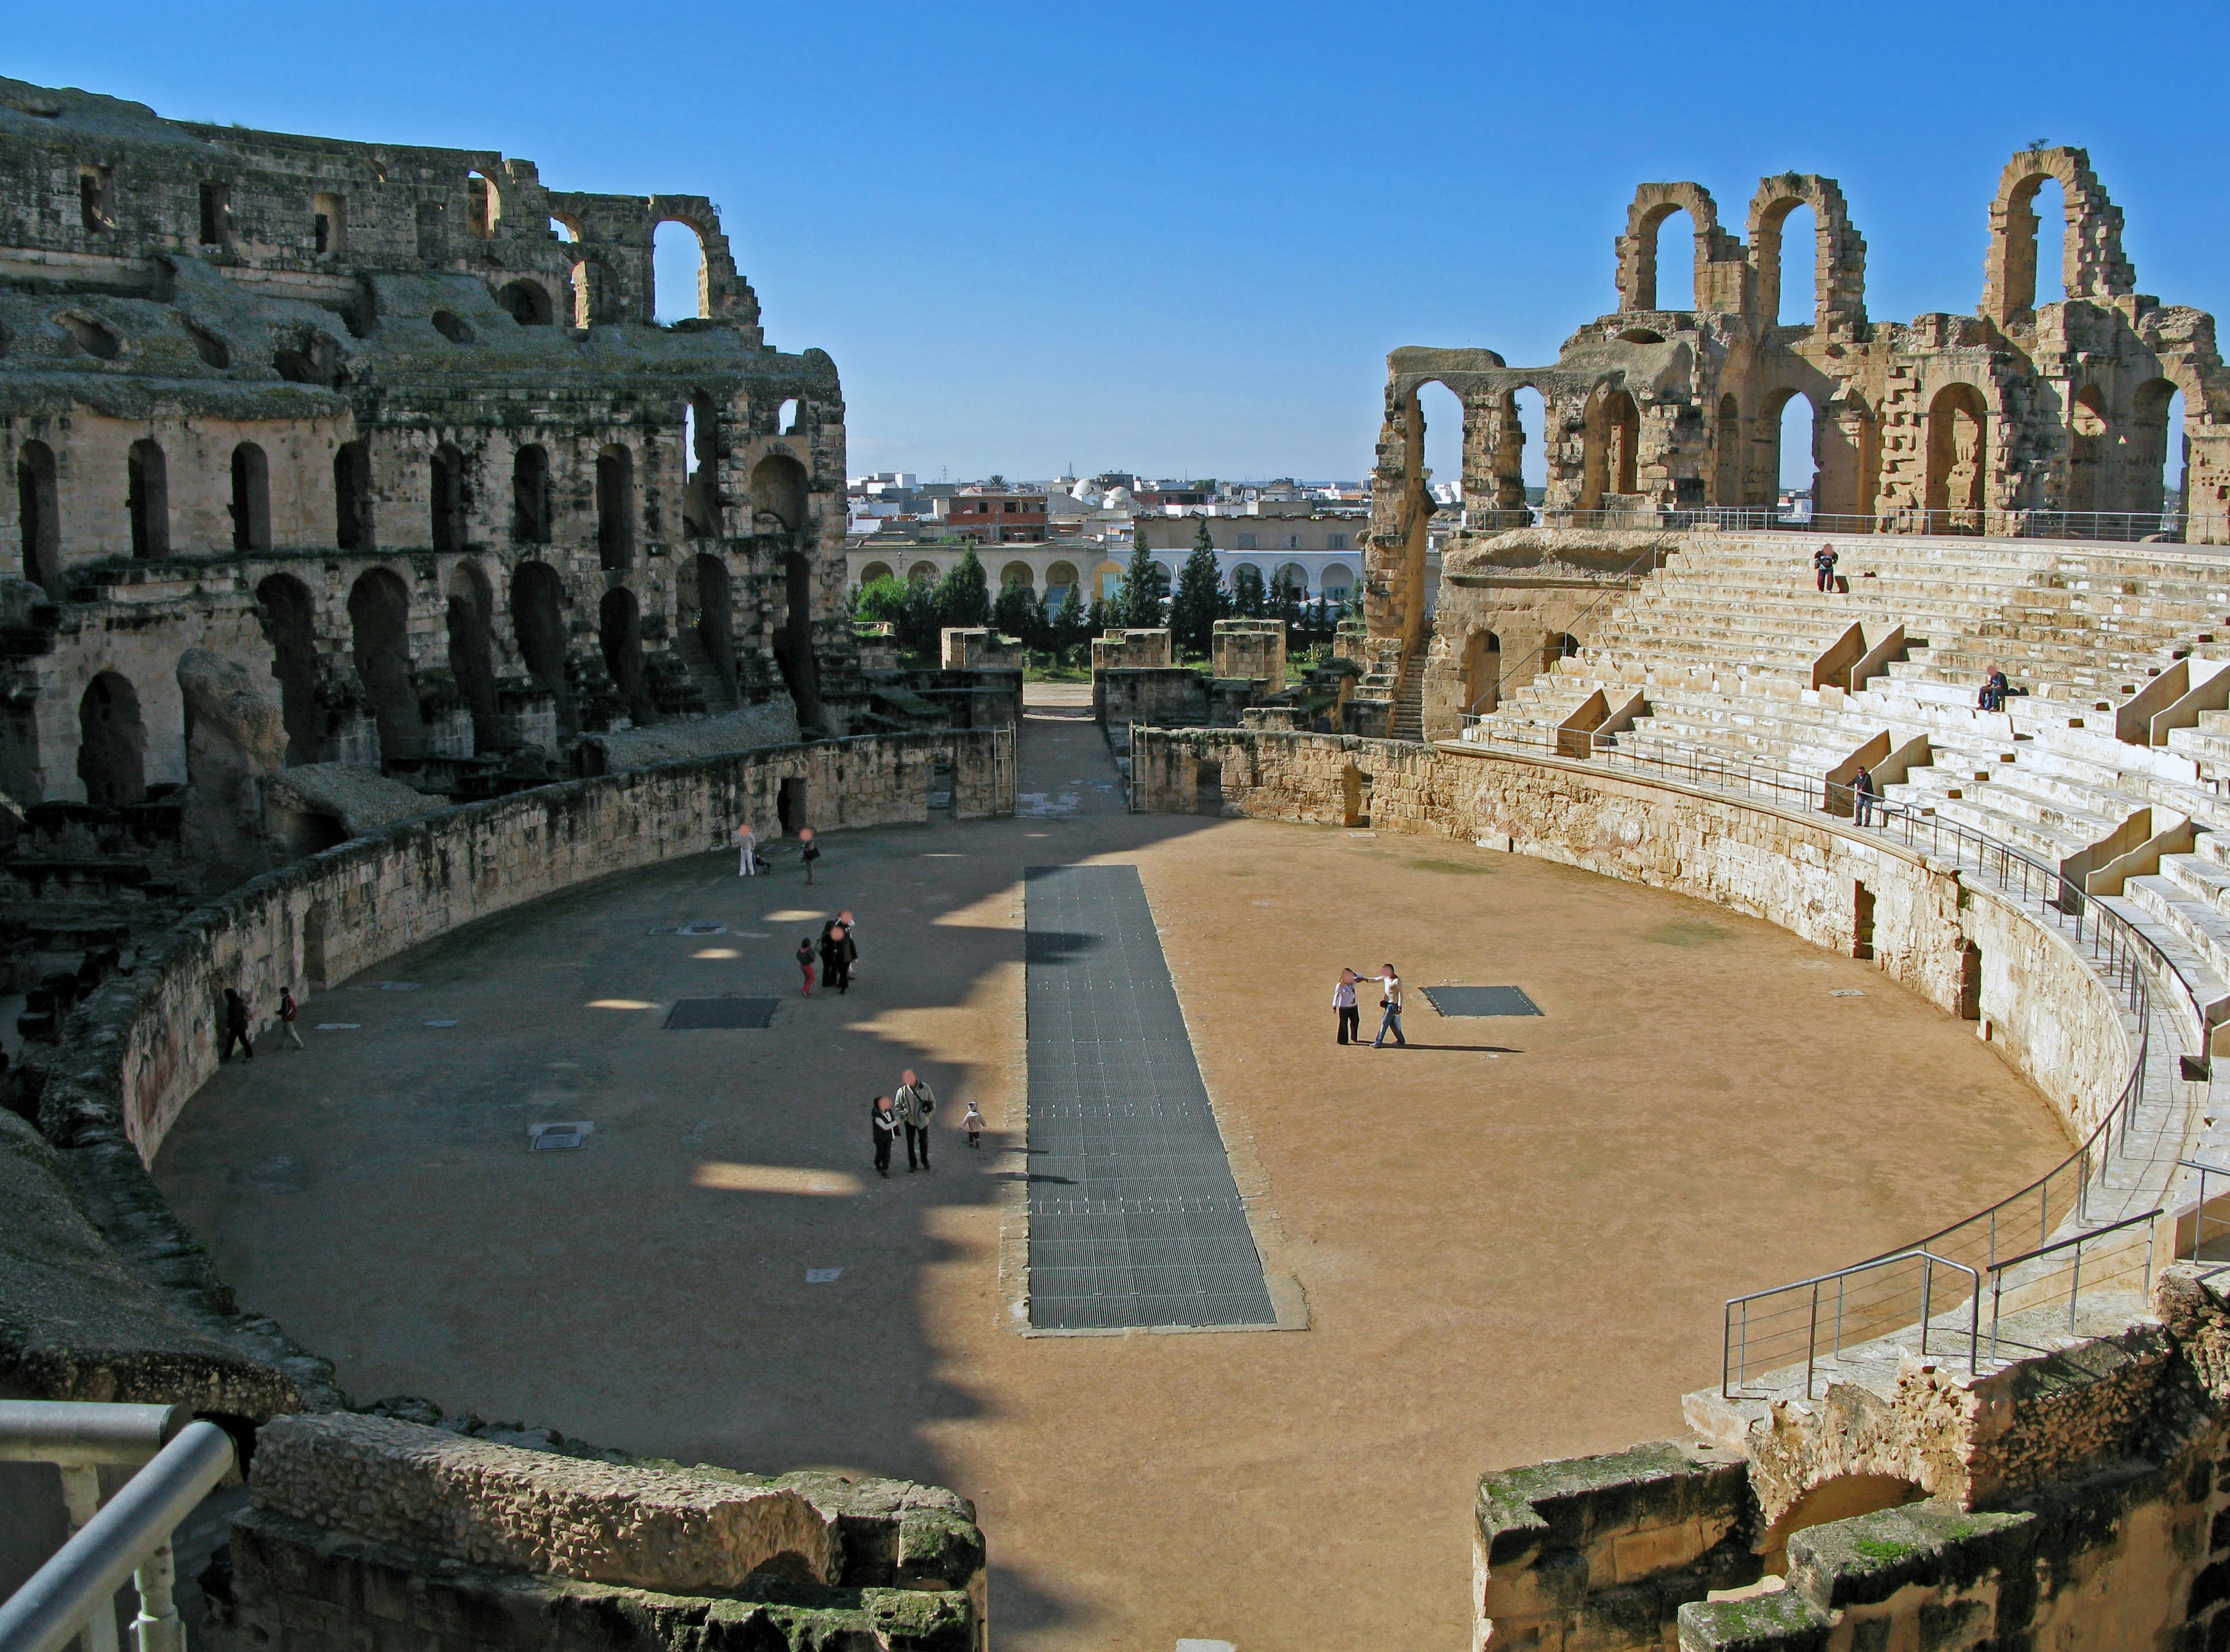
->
1024, 865, 1275, 1330
1420, 985, 1544, 1018
664, 997, 779, 1030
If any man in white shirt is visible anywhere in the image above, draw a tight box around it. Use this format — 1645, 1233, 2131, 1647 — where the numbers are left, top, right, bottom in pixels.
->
1361, 964, 1407, 1048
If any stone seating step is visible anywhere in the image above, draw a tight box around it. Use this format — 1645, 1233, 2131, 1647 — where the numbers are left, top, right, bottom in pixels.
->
2121, 874, 2230, 996
2094, 892, 2230, 1045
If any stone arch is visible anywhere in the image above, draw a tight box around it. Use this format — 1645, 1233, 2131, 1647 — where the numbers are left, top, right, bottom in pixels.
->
692, 552, 737, 706
430, 443, 467, 554
911, 560, 941, 586
1616, 182, 1745, 314
1817, 390, 1880, 523
1765, 387, 1818, 506
2128, 378, 2188, 520
1745, 174, 1866, 330
774, 551, 819, 721
1981, 146, 2135, 324
569, 257, 619, 326
497, 280, 553, 326
78, 671, 145, 805
1582, 386, 1641, 506
1274, 560, 1310, 596
1045, 560, 1079, 599
445, 563, 499, 753
256, 573, 322, 764
999, 560, 1034, 589
1757, 1475, 1926, 1574
512, 444, 551, 544
1714, 393, 1744, 506
1925, 383, 1991, 532
749, 453, 809, 533
230, 441, 271, 552
348, 566, 425, 761
646, 195, 757, 327
510, 560, 574, 732
596, 444, 635, 570
859, 560, 895, 586
682, 392, 720, 536
127, 438, 168, 557
599, 586, 654, 726
16, 437, 59, 592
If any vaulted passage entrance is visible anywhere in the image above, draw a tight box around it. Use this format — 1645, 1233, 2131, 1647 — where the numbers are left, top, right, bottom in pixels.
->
77, 671, 145, 805
349, 568, 425, 761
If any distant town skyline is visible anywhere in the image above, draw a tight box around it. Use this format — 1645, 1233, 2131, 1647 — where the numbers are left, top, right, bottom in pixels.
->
19, 0, 2224, 494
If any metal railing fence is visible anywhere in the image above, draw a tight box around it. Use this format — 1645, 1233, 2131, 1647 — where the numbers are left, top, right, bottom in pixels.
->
1987, 1206, 2163, 1358
0, 1402, 235, 1652
1458, 504, 2189, 544
1448, 719, 2197, 1397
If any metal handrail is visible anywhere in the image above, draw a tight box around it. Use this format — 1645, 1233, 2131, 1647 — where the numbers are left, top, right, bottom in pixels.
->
0, 1409, 235, 1652
2177, 1158, 2230, 1261
1724, 1250, 1980, 1399
1444, 720, 2200, 1395
1988, 1206, 2163, 1354
1460, 504, 2192, 544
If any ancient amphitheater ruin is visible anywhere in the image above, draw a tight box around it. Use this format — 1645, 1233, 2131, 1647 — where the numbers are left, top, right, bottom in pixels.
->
6, 66, 2230, 1652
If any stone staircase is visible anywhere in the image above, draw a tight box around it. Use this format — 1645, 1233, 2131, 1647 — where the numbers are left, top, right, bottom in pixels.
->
1461, 530, 2230, 1052
1389, 650, 1426, 742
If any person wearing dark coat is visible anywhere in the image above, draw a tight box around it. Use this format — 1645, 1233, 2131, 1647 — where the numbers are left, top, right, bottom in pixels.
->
221, 988, 254, 1061
819, 920, 859, 995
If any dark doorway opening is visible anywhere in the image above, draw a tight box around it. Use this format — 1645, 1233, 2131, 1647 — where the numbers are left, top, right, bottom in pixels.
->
446, 565, 499, 754
774, 550, 818, 719
512, 445, 551, 545
693, 552, 737, 706
1196, 760, 1224, 816
230, 442, 271, 552
349, 567, 425, 761
596, 445, 635, 570
777, 776, 807, 835
127, 440, 168, 557
930, 757, 956, 818
78, 671, 145, 805
510, 560, 574, 733
599, 586, 654, 725
1958, 941, 1983, 1020
430, 444, 467, 553
334, 441, 373, 550
16, 439, 58, 593
1853, 881, 1876, 961
256, 573, 323, 764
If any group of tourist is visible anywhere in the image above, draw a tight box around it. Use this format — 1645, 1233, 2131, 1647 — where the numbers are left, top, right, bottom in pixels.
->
218, 985, 303, 1061
733, 821, 822, 883
868, 1067, 985, 1177
797, 914, 859, 996
1332, 965, 1407, 1048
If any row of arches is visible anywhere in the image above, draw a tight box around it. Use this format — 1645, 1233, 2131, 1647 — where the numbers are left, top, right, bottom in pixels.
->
11, 433, 815, 578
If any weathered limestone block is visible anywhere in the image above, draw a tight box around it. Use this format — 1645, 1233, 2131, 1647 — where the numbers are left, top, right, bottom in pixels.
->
251, 1413, 840, 1590
940, 628, 1022, 670
1089, 628, 1171, 670
264, 762, 431, 850
176, 647, 286, 891
1211, 618, 1285, 683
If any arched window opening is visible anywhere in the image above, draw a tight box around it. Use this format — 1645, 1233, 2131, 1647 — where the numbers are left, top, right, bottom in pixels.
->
2129, 380, 2187, 528
1715, 394, 1743, 507
256, 573, 323, 764
777, 398, 801, 435
2165, 389, 2188, 527
1045, 560, 1078, 605
693, 552, 737, 707
230, 442, 271, 552
598, 586, 654, 725
466, 171, 500, 239
127, 439, 168, 557
77, 671, 145, 806
430, 444, 468, 553
348, 567, 425, 762
1774, 203, 1817, 327
1606, 391, 1640, 496
1925, 384, 1990, 534
2067, 386, 2109, 514
1777, 393, 1817, 517
748, 454, 808, 534
999, 561, 1034, 589
512, 444, 551, 544
859, 562, 895, 588
596, 444, 635, 569
653, 220, 708, 323
683, 393, 718, 535
912, 560, 941, 588
773, 551, 818, 717
2031, 177, 2067, 307
1416, 380, 1465, 513
16, 439, 59, 591
510, 560, 574, 733
1512, 386, 1549, 509
334, 441, 372, 550
1542, 632, 1578, 675
445, 564, 499, 753
1649, 208, 1695, 312
58, 313, 118, 360
549, 216, 578, 243
498, 280, 552, 326
1274, 560, 1310, 599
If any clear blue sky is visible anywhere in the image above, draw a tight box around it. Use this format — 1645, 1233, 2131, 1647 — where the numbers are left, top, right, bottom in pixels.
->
13, 1, 2226, 489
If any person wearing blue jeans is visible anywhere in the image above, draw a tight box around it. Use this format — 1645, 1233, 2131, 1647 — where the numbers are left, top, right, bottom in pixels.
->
1364, 965, 1407, 1048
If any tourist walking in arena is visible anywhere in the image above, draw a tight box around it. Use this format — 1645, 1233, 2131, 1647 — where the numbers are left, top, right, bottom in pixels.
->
819, 918, 858, 995
965, 1099, 984, 1149
896, 1068, 937, 1171
1812, 543, 1839, 593
1366, 964, 1408, 1048
1333, 969, 1362, 1046
277, 986, 304, 1049
221, 988, 254, 1062
870, 1095, 898, 1178
1851, 763, 1877, 827
799, 826, 821, 883
796, 936, 817, 996
735, 820, 758, 876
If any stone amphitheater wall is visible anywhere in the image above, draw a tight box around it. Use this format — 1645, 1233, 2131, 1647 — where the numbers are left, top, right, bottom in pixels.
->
1129, 726, 2140, 1153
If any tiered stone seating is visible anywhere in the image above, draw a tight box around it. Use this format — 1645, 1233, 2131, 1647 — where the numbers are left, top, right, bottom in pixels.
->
1462, 531, 2230, 1046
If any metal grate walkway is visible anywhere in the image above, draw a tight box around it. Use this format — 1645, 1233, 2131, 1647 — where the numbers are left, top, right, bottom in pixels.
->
1024, 865, 1275, 1330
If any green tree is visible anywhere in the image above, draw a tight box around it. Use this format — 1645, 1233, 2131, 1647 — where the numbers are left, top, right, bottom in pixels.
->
934, 546, 992, 630
1268, 567, 1305, 652
992, 581, 1041, 650
1116, 527, 1170, 629
1051, 583, 1089, 657
1230, 563, 1267, 617
1168, 520, 1227, 658
855, 575, 909, 629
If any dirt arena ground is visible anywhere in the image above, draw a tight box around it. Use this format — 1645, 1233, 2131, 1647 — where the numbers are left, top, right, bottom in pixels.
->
155, 689, 2072, 1650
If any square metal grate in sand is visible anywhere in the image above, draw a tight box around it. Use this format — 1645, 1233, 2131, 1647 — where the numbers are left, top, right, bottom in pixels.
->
1421, 985, 1544, 1018
664, 997, 779, 1030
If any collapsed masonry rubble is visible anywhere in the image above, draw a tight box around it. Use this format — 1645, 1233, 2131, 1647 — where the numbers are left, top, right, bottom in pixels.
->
0, 77, 1013, 1064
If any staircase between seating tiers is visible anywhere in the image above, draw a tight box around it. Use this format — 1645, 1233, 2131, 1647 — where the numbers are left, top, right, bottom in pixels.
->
1390, 650, 1427, 742
1455, 530, 2230, 1058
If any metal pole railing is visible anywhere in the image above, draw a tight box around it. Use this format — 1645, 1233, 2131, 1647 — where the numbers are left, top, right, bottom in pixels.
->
0, 1415, 235, 1652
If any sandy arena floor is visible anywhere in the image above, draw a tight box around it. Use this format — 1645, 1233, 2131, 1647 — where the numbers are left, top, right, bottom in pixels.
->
154, 690, 2071, 1651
